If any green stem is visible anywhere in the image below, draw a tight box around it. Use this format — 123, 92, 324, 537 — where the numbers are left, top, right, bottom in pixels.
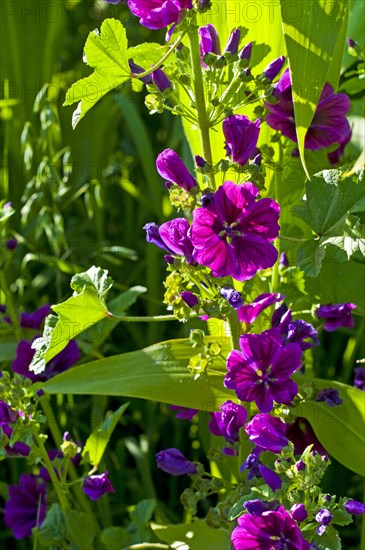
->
187, 18, 216, 189
34, 432, 69, 511
107, 313, 184, 322
271, 141, 284, 293
131, 32, 187, 79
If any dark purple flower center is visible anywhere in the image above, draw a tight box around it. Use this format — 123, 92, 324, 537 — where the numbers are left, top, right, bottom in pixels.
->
273, 538, 290, 550
219, 221, 242, 243
256, 366, 276, 388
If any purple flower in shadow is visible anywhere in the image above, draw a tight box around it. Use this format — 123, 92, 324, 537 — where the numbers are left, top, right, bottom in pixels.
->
169, 405, 198, 421
265, 68, 351, 151
4, 474, 47, 539
12, 338, 80, 382
316, 302, 356, 331
191, 181, 280, 281
225, 328, 302, 412
83, 471, 115, 501
156, 448, 196, 475
285, 417, 327, 457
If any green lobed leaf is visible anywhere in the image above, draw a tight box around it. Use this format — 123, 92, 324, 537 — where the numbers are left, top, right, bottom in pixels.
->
128, 43, 168, 68
81, 403, 129, 467
280, 0, 350, 176
293, 168, 365, 276
152, 519, 231, 550
43, 337, 232, 411
292, 378, 365, 476
64, 18, 131, 128
29, 266, 113, 374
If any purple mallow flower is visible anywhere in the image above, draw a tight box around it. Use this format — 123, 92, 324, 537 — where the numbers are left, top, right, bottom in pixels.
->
127, 0, 192, 30
328, 128, 352, 165
191, 181, 280, 281
232, 506, 308, 550
180, 291, 198, 308
344, 499, 365, 515
245, 413, 289, 453
223, 115, 261, 166
220, 287, 244, 310
4, 474, 47, 539
83, 471, 115, 501
224, 28, 240, 54
156, 149, 197, 191
20, 304, 52, 329
0, 400, 18, 423
290, 503, 308, 523
265, 68, 351, 150
354, 367, 365, 391
263, 55, 286, 81
156, 448, 196, 475
237, 292, 283, 324
152, 68, 171, 91
208, 400, 247, 444
169, 405, 198, 421
316, 302, 356, 331
199, 24, 221, 64
316, 508, 333, 535
225, 328, 302, 413
12, 338, 80, 382
144, 219, 194, 263
316, 388, 343, 407
285, 417, 327, 456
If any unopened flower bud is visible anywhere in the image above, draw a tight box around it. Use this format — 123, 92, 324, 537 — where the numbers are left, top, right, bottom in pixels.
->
224, 28, 241, 54
290, 503, 308, 522
239, 42, 252, 61
263, 56, 286, 81
152, 68, 171, 92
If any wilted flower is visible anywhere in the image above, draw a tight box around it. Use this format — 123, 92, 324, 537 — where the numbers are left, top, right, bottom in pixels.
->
127, 0, 192, 30
4, 474, 47, 539
156, 149, 197, 191
245, 413, 289, 453
223, 115, 261, 166
225, 328, 302, 412
156, 448, 196, 475
191, 181, 280, 281
208, 400, 247, 444
316, 302, 356, 331
266, 68, 351, 150
231, 506, 308, 550
83, 471, 115, 500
